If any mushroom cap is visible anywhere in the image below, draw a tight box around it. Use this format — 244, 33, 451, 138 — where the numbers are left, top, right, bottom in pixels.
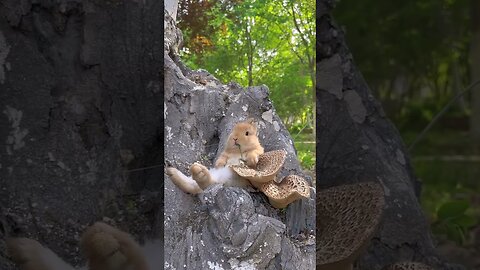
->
260, 175, 311, 209
382, 262, 434, 270
317, 182, 385, 270
230, 150, 286, 184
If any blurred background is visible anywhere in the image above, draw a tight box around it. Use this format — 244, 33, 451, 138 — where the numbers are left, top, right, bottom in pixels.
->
176, 0, 316, 175
333, 0, 480, 267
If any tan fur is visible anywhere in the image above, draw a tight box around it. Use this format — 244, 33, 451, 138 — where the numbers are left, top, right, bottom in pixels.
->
190, 163, 215, 190
165, 167, 203, 194
6, 238, 75, 270
6, 222, 151, 270
166, 119, 264, 194
81, 222, 148, 270
215, 118, 264, 168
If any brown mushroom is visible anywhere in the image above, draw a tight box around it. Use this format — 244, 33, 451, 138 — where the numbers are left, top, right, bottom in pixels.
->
230, 150, 310, 208
382, 262, 434, 270
317, 182, 385, 270
230, 150, 286, 185
259, 175, 311, 209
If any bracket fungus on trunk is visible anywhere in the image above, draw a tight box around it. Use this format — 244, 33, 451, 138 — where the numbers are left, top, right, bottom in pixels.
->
382, 262, 435, 270
230, 150, 311, 208
230, 150, 287, 184
260, 175, 311, 209
317, 182, 385, 270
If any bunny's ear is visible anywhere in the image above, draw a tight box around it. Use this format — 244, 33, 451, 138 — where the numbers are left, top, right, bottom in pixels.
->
246, 118, 257, 129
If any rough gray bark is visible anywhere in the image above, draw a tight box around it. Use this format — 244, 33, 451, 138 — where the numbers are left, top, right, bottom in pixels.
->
165, 0, 179, 21
164, 10, 315, 270
0, 1, 162, 268
317, 1, 464, 270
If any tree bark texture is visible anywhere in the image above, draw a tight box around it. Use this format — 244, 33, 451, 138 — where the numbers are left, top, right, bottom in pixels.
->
0, 1, 163, 268
317, 1, 464, 269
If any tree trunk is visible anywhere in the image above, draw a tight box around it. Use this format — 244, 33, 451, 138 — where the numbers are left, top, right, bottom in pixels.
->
452, 59, 468, 113
470, 0, 480, 148
246, 20, 254, 87
165, 0, 179, 21
317, 2, 463, 269
0, 1, 163, 268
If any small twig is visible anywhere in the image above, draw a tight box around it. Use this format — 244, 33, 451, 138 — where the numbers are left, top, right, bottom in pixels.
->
292, 121, 309, 141
292, 113, 313, 141
124, 141, 221, 173
236, 142, 244, 161
408, 79, 480, 152
125, 164, 164, 173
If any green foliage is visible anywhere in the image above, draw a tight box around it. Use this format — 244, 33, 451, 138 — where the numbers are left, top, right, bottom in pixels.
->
292, 132, 315, 170
404, 130, 475, 155
333, 0, 471, 125
334, 0, 480, 248
178, 0, 315, 171
409, 130, 480, 246
437, 200, 469, 220
334, 0, 470, 82
297, 149, 315, 170
432, 200, 477, 244
178, 0, 315, 130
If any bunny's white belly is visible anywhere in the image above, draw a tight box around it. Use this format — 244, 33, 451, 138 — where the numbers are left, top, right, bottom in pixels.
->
209, 166, 251, 188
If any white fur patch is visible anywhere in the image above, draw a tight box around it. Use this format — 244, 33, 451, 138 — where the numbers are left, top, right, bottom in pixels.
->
209, 167, 235, 184
38, 245, 76, 270
209, 167, 250, 188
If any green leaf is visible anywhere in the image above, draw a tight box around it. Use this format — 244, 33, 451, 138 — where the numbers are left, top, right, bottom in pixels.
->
451, 214, 477, 228
437, 200, 469, 220
445, 222, 465, 245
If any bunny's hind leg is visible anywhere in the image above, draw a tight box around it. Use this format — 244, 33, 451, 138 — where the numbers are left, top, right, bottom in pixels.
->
6, 237, 75, 270
81, 222, 148, 270
190, 163, 216, 190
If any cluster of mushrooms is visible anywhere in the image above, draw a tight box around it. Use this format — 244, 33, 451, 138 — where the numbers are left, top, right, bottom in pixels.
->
230, 150, 311, 209
231, 150, 436, 270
